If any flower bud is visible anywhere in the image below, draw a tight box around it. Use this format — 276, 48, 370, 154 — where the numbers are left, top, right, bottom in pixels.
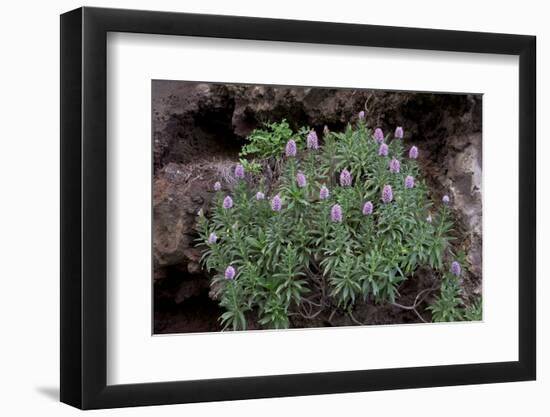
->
394, 126, 404, 139
362, 201, 373, 216
382, 185, 393, 204
389, 158, 401, 174
285, 139, 297, 157
320, 185, 330, 200
223, 195, 233, 209
296, 172, 307, 188
306, 130, 319, 150
234, 164, 245, 179
331, 204, 343, 223
451, 261, 461, 277
208, 232, 217, 244
224, 265, 236, 280
271, 194, 282, 211
339, 169, 352, 186
374, 128, 384, 144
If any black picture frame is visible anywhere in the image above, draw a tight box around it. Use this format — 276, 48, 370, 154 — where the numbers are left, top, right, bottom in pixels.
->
60, 6, 536, 410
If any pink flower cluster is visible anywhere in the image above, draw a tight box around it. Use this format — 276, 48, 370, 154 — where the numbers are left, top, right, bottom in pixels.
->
217, 121, 435, 244
307, 131, 319, 150
340, 169, 352, 187
374, 128, 384, 144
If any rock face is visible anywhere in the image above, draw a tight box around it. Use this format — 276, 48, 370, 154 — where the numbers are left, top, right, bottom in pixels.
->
434, 133, 483, 299
153, 160, 235, 270
153, 82, 242, 173
152, 80, 482, 333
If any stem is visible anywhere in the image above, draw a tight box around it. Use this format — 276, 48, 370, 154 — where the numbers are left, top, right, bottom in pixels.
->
328, 308, 338, 323
349, 310, 367, 326
391, 285, 437, 323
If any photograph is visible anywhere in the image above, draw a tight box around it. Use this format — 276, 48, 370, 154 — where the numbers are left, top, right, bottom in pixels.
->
1, 0, 543, 414
152, 81, 483, 333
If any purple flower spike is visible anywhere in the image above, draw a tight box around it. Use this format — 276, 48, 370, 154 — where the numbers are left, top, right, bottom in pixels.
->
271, 194, 282, 212
208, 232, 217, 244
214, 181, 222, 191
331, 204, 343, 223
395, 126, 404, 139
340, 169, 352, 187
223, 196, 233, 209
285, 139, 297, 157
442, 195, 450, 204
362, 201, 373, 216
451, 261, 461, 277
234, 164, 245, 179
307, 130, 319, 150
389, 158, 401, 173
378, 143, 389, 157
405, 175, 415, 189
320, 185, 330, 200
224, 265, 236, 280
358, 110, 365, 121
409, 146, 418, 160
382, 185, 393, 204
256, 191, 265, 200
296, 171, 307, 188
374, 128, 384, 144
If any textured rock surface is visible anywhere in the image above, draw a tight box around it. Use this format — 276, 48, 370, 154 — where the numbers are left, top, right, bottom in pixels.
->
152, 80, 482, 333
153, 160, 235, 269
435, 133, 483, 299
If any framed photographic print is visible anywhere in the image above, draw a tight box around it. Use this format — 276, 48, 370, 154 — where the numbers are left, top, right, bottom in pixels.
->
60, 6, 536, 410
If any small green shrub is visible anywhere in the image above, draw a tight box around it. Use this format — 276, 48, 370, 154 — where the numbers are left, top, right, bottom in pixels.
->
463, 298, 483, 321
427, 271, 464, 322
197, 114, 472, 330
427, 256, 480, 322
239, 119, 296, 160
